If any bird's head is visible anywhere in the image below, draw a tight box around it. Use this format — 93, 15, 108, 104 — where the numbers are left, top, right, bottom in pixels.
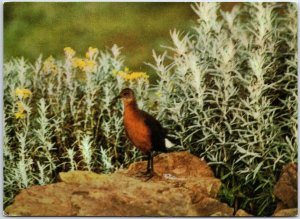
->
112, 88, 136, 106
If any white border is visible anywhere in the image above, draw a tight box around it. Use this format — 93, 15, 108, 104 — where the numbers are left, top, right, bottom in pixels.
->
1, 1, 299, 219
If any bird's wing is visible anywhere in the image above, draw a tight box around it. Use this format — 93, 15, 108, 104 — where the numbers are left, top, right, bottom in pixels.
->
141, 111, 167, 152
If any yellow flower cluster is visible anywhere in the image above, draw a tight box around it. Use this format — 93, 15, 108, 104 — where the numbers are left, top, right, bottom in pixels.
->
124, 72, 149, 81
64, 47, 98, 73
15, 101, 26, 119
86, 47, 99, 60
64, 47, 76, 58
15, 88, 32, 99
42, 56, 58, 74
72, 57, 86, 69
113, 67, 149, 81
15, 88, 32, 119
72, 58, 97, 73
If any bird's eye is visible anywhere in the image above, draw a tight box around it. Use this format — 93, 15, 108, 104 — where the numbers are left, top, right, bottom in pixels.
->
123, 92, 129, 96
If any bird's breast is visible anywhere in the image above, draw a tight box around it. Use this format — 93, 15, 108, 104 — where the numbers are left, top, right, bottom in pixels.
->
123, 107, 152, 153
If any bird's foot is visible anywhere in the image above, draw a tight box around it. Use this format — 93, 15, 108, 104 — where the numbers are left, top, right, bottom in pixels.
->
144, 173, 154, 181
135, 170, 151, 176
135, 170, 154, 181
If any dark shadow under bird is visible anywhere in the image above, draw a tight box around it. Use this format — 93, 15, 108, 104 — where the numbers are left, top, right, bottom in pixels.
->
112, 88, 176, 179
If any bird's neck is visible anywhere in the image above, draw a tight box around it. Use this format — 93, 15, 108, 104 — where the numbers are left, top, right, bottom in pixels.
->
124, 100, 139, 115
124, 100, 138, 110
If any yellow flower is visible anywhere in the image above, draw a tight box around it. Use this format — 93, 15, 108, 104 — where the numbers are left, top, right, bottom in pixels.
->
17, 101, 25, 113
114, 67, 149, 82
72, 57, 86, 69
83, 60, 97, 73
15, 88, 32, 99
72, 58, 97, 73
126, 72, 149, 81
64, 47, 76, 58
15, 101, 27, 119
86, 47, 99, 59
15, 112, 26, 119
42, 56, 58, 74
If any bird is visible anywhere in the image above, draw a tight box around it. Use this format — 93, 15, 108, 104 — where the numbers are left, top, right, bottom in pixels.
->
112, 88, 174, 179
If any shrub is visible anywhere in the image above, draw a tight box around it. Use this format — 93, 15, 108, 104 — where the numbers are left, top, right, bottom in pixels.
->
149, 2, 297, 216
3, 45, 147, 206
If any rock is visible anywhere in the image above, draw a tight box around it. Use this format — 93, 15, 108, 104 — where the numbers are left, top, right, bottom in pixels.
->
197, 197, 233, 216
274, 163, 297, 208
273, 208, 298, 216
5, 151, 233, 216
235, 209, 252, 216
274, 201, 289, 213
127, 151, 215, 178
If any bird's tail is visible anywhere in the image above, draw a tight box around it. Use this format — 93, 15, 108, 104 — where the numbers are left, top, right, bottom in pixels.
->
165, 138, 175, 149
162, 128, 182, 151
164, 135, 182, 152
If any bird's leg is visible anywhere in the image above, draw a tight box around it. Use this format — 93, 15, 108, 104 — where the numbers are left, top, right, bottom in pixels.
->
144, 152, 154, 181
137, 152, 152, 174
146, 152, 151, 174
150, 153, 154, 173
143, 152, 152, 175
135, 152, 154, 180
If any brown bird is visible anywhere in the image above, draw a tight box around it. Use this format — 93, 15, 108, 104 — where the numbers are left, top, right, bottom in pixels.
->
113, 88, 174, 178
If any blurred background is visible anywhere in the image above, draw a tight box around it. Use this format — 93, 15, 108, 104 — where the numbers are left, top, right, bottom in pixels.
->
4, 3, 195, 74
4, 2, 236, 79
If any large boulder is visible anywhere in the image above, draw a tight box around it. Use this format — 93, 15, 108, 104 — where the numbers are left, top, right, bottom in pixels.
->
274, 162, 297, 208
273, 162, 297, 216
5, 151, 233, 216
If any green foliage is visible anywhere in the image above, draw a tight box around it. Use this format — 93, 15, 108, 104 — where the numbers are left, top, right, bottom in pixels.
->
3, 2, 297, 216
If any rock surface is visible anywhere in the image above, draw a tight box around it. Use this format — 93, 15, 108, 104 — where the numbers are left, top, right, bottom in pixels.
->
273, 208, 298, 217
273, 162, 298, 216
235, 209, 252, 216
5, 151, 234, 216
